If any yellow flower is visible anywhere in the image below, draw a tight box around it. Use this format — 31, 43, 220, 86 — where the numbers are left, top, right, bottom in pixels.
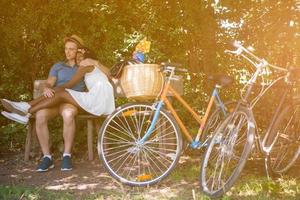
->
135, 37, 151, 53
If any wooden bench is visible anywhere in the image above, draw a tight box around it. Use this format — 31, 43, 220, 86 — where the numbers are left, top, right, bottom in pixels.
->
25, 80, 108, 161
24, 76, 183, 161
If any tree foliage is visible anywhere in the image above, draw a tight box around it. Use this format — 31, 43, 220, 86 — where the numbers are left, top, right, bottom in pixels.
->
1, 0, 300, 151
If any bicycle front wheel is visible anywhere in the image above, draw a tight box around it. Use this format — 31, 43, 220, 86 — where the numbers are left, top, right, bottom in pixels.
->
98, 103, 182, 186
266, 102, 300, 175
201, 101, 237, 145
200, 106, 255, 198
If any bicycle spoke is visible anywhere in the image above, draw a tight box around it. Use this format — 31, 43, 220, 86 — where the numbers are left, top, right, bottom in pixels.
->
268, 104, 300, 174
124, 149, 140, 180
109, 118, 136, 141
105, 148, 132, 163
104, 130, 132, 143
103, 143, 132, 153
144, 145, 176, 165
100, 104, 181, 186
201, 108, 254, 197
120, 112, 137, 141
142, 147, 168, 174
140, 148, 160, 178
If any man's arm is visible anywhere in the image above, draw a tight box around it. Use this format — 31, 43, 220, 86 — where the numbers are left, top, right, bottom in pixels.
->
43, 76, 57, 98
54, 66, 92, 91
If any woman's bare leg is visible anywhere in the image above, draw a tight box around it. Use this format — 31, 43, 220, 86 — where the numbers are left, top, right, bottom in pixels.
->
28, 96, 45, 106
29, 91, 80, 114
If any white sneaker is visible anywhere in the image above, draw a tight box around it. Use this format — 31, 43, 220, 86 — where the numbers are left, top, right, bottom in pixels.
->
1, 111, 30, 125
1, 99, 31, 115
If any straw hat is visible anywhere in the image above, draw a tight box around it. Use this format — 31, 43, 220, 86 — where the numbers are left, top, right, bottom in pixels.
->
64, 34, 84, 47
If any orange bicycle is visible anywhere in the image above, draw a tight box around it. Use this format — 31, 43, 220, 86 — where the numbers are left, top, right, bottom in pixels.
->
98, 63, 234, 186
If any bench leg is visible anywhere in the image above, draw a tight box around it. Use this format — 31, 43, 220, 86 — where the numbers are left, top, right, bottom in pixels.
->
87, 119, 93, 161
24, 120, 34, 161
94, 120, 101, 136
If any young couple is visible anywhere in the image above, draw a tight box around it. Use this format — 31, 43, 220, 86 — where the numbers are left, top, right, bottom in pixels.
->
1, 35, 115, 172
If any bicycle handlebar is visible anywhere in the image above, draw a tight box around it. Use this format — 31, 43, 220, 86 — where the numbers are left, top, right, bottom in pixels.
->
161, 62, 188, 73
225, 41, 288, 72
161, 62, 182, 68
175, 68, 188, 73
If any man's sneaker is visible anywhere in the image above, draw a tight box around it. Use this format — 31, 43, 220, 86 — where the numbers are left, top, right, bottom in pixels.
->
1, 99, 30, 115
36, 157, 54, 172
1, 111, 30, 125
61, 155, 72, 171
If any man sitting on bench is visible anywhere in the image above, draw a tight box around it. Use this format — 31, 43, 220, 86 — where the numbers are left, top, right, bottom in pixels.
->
2, 35, 85, 172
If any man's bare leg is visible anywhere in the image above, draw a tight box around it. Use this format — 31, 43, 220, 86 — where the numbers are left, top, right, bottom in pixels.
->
35, 108, 58, 172
59, 103, 78, 155
35, 108, 59, 156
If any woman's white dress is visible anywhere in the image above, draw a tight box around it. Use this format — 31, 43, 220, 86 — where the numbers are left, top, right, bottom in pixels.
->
66, 66, 115, 116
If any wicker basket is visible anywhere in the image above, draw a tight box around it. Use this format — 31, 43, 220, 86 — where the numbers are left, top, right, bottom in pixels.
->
120, 64, 164, 100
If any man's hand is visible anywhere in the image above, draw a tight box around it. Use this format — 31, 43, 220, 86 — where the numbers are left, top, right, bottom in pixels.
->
43, 87, 55, 98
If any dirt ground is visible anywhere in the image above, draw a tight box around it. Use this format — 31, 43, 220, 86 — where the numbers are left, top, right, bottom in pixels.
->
1, 151, 299, 200
0, 152, 203, 199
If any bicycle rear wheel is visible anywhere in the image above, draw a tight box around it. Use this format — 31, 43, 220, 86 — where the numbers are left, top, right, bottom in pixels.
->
200, 106, 255, 198
98, 103, 182, 186
265, 102, 300, 175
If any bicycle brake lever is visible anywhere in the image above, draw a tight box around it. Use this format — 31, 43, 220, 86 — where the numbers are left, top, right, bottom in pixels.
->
224, 48, 242, 55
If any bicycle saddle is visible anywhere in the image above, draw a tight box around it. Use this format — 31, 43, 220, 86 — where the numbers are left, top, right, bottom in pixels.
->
208, 74, 233, 87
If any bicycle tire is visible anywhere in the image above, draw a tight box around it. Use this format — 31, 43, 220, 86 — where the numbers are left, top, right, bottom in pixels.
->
179, 101, 236, 156
201, 101, 237, 146
200, 106, 255, 198
98, 103, 182, 186
265, 102, 300, 176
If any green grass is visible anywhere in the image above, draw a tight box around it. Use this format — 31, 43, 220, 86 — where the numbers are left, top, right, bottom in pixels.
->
189, 175, 300, 200
0, 185, 74, 200
169, 162, 200, 182
220, 176, 300, 200
162, 160, 300, 200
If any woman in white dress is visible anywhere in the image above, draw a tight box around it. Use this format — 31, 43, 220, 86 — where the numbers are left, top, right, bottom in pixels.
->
1, 48, 115, 124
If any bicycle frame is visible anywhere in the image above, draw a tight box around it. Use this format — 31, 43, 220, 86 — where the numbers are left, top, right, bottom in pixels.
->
241, 73, 291, 154
139, 69, 226, 149
226, 42, 291, 155
260, 86, 290, 152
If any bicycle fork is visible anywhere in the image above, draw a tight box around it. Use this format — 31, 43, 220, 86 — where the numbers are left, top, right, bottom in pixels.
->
138, 100, 164, 145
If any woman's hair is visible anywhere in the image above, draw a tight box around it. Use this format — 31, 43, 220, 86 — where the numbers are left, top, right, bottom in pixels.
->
78, 47, 97, 60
